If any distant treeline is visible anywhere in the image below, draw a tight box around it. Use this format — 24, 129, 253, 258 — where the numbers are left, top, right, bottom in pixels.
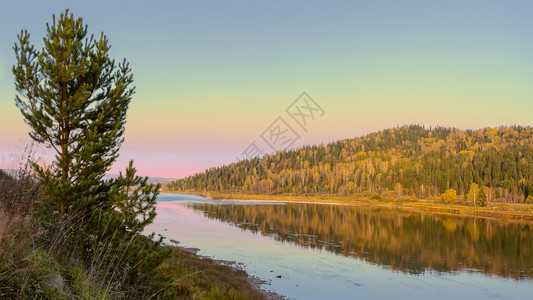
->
165, 125, 533, 202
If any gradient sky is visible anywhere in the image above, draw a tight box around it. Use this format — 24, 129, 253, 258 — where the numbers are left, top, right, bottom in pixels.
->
1, 0, 532, 178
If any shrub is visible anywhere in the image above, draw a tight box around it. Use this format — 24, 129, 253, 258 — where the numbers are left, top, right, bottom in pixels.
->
396, 196, 415, 203
370, 192, 381, 200
380, 190, 396, 201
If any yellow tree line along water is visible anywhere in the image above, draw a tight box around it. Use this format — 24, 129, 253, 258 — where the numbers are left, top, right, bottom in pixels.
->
167, 126, 533, 204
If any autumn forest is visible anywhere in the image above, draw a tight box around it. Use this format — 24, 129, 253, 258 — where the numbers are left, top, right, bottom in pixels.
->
165, 125, 533, 204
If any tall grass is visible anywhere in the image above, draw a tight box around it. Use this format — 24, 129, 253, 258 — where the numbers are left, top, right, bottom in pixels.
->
0, 148, 142, 299
1, 149, 269, 299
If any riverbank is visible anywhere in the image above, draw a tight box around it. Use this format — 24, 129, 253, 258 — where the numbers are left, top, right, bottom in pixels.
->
165, 190, 533, 222
0, 208, 275, 299
157, 244, 282, 300
0, 170, 276, 299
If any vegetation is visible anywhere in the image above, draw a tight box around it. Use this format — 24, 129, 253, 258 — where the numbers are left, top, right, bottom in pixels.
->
442, 189, 457, 203
0, 168, 265, 299
156, 247, 265, 299
11, 9, 166, 297
1, 10, 265, 299
166, 125, 533, 205
13, 8, 155, 229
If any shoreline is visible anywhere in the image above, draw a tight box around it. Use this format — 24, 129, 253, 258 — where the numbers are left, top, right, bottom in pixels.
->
163, 190, 533, 222
159, 236, 285, 300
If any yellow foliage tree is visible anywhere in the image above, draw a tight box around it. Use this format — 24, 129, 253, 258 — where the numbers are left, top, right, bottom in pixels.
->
442, 189, 457, 203
467, 183, 480, 206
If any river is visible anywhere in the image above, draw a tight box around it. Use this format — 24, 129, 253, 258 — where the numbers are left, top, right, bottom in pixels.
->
144, 193, 533, 300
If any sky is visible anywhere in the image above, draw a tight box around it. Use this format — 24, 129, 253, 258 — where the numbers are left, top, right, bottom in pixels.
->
1, 0, 532, 178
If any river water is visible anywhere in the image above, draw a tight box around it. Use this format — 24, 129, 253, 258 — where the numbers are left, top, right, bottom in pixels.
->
144, 193, 533, 300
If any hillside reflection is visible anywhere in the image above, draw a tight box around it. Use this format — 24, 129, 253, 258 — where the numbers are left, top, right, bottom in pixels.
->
190, 203, 533, 280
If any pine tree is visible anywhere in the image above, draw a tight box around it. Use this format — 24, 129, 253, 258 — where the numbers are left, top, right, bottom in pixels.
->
108, 161, 158, 233
13, 10, 158, 232
478, 185, 487, 206
12, 10, 170, 297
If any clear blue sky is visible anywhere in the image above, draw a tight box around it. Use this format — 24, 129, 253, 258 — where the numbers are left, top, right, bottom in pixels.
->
1, 1, 532, 177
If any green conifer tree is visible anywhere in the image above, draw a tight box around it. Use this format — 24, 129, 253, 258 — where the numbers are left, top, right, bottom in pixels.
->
12, 10, 170, 297
478, 185, 487, 206
13, 10, 158, 232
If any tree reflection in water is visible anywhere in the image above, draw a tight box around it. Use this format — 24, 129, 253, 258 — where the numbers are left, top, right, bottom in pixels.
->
191, 203, 533, 280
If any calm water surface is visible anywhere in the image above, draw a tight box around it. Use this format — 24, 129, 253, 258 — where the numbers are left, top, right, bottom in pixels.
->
144, 193, 533, 299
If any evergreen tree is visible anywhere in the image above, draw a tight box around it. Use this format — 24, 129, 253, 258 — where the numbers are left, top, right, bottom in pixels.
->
13, 10, 159, 232
108, 161, 158, 233
12, 10, 170, 297
478, 185, 487, 206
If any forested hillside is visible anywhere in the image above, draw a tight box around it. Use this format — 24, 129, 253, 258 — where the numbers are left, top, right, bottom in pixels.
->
165, 125, 533, 203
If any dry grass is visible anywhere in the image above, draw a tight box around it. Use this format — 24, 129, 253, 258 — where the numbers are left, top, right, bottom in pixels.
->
0, 166, 45, 297
1, 161, 267, 299
153, 247, 266, 299
0, 154, 114, 299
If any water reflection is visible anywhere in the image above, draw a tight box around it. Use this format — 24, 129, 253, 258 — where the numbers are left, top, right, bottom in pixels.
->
190, 203, 533, 280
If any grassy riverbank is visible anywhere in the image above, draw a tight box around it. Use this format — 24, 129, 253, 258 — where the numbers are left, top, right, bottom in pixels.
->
168, 190, 533, 222
0, 170, 267, 299
0, 226, 266, 299
150, 246, 268, 299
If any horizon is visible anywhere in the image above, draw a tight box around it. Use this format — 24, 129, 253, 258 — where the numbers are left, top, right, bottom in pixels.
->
1, 1, 532, 178
1, 123, 528, 181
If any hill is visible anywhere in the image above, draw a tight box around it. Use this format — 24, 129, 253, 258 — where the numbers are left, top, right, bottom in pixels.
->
102, 173, 177, 184
164, 125, 533, 203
